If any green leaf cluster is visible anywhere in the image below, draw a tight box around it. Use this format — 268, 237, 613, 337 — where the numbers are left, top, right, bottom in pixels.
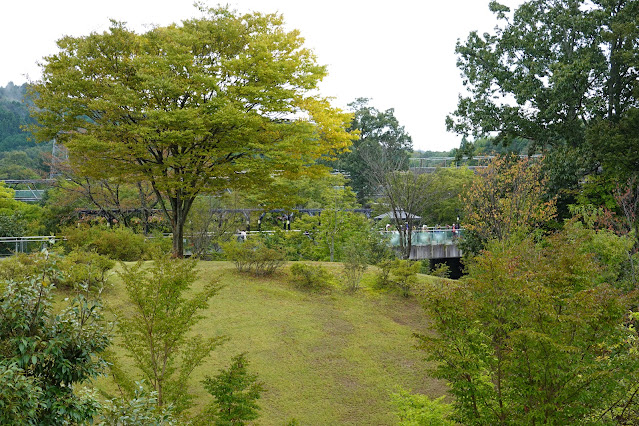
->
98, 382, 175, 425
0, 362, 42, 424
0, 259, 111, 424
419, 229, 639, 424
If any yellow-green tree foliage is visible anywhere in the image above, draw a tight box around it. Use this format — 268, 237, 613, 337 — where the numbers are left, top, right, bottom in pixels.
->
0, 182, 42, 236
461, 156, 556, 242
30, 6, 354, 256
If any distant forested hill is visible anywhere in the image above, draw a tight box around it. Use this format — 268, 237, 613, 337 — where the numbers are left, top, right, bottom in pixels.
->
0, 83, 50, 179
0, 82, 35, 150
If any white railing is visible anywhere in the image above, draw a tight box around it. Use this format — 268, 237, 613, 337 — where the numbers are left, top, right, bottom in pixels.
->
0, 236, 57, 257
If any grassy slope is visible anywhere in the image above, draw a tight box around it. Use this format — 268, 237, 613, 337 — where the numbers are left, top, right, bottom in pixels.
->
96, 261, 446, 425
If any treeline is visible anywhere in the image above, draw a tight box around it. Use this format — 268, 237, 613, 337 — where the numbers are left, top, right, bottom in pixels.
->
0, 82, 35, 150
0, 82, 50, 179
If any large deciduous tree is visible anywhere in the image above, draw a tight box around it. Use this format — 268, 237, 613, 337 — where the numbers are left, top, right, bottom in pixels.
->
448, 0, 639, 148
447, 0, 639, 209
30, 6, 354, 257
340, 98, 413, 203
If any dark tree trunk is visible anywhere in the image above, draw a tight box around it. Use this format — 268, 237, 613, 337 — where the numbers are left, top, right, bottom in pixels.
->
166, 192, 195, 258
172, 220, 184, 258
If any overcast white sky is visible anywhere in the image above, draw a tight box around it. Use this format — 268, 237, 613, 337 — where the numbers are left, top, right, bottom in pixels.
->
0, 0, 524, 151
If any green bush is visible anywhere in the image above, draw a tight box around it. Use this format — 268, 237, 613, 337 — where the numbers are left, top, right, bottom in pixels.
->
0, 252, 47, 282
61, 225, 148, 261
390, 260, 420, 297
222, 239, 285, 276
98, 382, 175, 425
253, 247, 286, 276
51, 249, 115, 292
289, 263, 333, 291
0, 363, 42, 424
372, 259, 419, 296
342, 239, 368, 292
373, 259, 394, 290
391, 389, 453, 426
0, 272, 110, 424
430, 262, 451, 279
221, 239, 254, 272
0, 250, 114, 293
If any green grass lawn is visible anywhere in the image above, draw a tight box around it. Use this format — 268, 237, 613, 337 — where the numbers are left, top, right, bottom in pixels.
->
94, 261, 446, 425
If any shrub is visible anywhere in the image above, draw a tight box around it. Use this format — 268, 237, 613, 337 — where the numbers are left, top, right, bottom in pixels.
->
390, 260, 420, 297
372, 259, 419, 296
61, 225, 148, 260
373, 259, 394, 290
253, 247, 286, 276
51, 249, 115, 292
0, 250, 115, 293
0, 252, 46, 282
222, 239, 285, 276
221, 239, 254, 272
430, 262, 451, 279
391, 389, 453, 426
0, 363, 42, 424
342, 240, 368, 292
0, 272, 110, 424
98, 382, 175, 425
289, 263, 333, 291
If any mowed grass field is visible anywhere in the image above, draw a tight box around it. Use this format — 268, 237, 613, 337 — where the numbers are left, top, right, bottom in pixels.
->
93, 261, 446, 425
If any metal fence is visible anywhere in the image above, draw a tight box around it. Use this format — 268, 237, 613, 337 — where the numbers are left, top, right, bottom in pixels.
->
386, 229, 464, 247
0, 236, 57, 257
0, 229, 463, 257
